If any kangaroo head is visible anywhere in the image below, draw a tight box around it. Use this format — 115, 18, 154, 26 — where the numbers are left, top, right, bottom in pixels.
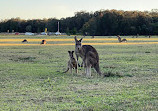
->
68, 51, 74, 58
74, 36, 83, 51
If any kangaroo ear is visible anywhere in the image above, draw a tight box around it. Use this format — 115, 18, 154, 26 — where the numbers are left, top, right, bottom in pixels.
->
74, 36, 77, 41
79, 38, 83, 42
72, 51, 74, 54
68, 51, 71, 53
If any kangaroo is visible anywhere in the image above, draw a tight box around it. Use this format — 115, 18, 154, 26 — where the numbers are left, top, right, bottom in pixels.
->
75, 37, 83, 67
74, 36, 101, 77
22, 39, 28, 43
117, 35, 127, 42
63, 51, 78, 74
41, 40, 46, 44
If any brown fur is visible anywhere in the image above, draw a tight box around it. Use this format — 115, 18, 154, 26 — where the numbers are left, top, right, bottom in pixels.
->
74, 36, 101, 77
41, 40, 46, 44
63, 51, 78, 74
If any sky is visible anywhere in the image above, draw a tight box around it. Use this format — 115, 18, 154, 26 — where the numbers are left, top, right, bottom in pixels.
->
0, 0, 158, 20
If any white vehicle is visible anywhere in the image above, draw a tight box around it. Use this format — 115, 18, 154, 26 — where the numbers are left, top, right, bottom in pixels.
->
25, 32, 34, 35
41, 32, 47, 35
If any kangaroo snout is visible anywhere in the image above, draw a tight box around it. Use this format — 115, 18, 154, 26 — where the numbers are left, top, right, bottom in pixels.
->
76, 45, 81, 51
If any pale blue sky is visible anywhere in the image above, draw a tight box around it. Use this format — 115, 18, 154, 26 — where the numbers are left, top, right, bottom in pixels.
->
0, 0, 157, 20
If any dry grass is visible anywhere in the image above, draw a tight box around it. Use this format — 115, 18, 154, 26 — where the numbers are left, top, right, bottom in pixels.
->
0, 38, 158, 42
0, 42, 158, 46
0, 37, 158, 46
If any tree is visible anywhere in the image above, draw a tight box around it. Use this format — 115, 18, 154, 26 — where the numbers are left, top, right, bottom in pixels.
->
0, 9, 158, 35
25, 25, 32, 32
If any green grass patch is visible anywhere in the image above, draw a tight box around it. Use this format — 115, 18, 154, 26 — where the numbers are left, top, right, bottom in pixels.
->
0, 35, 158, 110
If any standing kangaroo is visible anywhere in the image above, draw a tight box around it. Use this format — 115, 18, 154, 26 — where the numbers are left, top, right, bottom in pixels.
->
74, 36, 101, 77
63, 51, 78, 74
75, 37, 83, 67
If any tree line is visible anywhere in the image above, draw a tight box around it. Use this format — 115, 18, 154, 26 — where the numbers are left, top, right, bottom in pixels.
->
0, 9, 158, 36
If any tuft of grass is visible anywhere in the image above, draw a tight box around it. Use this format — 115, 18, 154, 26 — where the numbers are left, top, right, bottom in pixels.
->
103, 71, 123, 77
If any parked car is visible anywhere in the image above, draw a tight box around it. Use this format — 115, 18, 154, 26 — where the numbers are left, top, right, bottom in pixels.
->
41, 32, 47, 35
25, 32, 34, 35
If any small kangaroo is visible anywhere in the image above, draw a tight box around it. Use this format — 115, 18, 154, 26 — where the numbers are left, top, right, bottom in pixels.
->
63, 51, 78, 74
117, 35, 127, 42
74, 36, 101, 77
22, 39, 28, 43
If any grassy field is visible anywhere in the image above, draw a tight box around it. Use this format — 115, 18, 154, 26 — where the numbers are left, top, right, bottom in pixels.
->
0, 35, 158, 110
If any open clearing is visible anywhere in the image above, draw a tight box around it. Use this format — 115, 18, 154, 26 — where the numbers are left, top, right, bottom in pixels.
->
0, 35, 158, 110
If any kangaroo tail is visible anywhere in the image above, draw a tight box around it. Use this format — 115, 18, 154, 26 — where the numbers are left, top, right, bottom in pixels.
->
63, 68, 69, 73
94, 63, 102, 75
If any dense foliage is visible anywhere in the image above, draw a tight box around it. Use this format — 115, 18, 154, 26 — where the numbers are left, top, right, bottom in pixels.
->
0, 9, 158, 35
